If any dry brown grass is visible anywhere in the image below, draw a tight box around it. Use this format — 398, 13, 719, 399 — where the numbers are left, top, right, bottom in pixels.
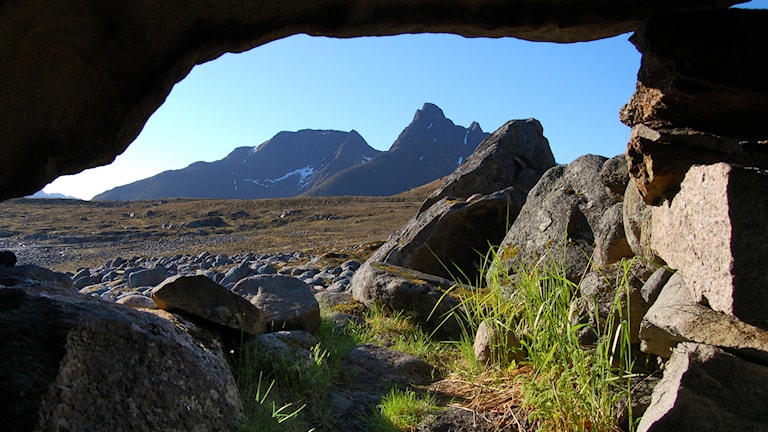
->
430, 367, 533, 431
0, 193, 431, 272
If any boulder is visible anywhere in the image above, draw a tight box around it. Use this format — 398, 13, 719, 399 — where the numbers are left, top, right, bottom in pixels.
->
343, 344, 437, 386
116, 294, 157, 309
351, 261, 466, 340
473, 320, 524, 366
248, 330, 321, 370
221, 260, 253, 286
185, 216, 227, 228
651, 163, 768, 329
620, 9, 768, 141
233, 275, 320, 333
599, 154, 630, 202
314, 290, 360, 313
640, 267, 674, 305
419, 118, 555, 213
639, 273, 768, 361
577, 260, 656, 344
128, 265, 169, 288
638, 343, 768, 432
623, 179, 657, 262
0, 249, 17, 267
494, 154, 614, 283
368, 188, 522, 282
0, 282, 242, 432
593, 202, 634, 268
152, 275, 266, 335
0, 264, 74, 291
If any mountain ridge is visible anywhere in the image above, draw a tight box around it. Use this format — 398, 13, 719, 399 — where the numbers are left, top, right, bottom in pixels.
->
94, 103, 487, 201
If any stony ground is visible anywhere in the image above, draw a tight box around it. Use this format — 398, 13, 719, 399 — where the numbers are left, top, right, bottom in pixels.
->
0, 193, 430, 273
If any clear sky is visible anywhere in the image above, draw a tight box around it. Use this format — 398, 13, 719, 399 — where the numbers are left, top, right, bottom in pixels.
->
42, 0, 766, 200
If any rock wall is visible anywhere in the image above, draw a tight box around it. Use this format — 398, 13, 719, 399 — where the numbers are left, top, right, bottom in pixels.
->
617, 9, 768, 431
0, 0, 742, 200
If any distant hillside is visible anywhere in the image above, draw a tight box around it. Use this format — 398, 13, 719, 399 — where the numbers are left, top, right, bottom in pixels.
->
94, 103, 487, 201
302, 103, 488, 196
26, 191, 79, 199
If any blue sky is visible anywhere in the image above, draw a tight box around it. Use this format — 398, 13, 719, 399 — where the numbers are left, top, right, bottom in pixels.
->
43, 1, 766, 200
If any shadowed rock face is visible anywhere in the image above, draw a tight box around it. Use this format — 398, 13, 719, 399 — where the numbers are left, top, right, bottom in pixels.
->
0, 0, 741, 200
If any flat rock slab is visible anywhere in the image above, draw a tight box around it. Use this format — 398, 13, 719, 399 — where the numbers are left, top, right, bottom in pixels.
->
343, 344, 437, 386
152, 274, 266, 335
639, 342, 768, 432
233, 275, 320, 333
640, 272, 768, 361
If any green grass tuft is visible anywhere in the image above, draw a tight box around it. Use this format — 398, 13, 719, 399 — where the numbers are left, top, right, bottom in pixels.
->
364, 388, 439, 432
444, 245, 640, 431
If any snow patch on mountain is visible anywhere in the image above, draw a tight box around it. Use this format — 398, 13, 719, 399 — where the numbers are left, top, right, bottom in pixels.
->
246, 165, 317, 189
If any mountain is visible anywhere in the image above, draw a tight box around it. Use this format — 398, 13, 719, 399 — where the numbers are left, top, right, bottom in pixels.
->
302, 103, 488, 196
93, 103, 487, 200
26, 191, 79, 199
94, 129, 381, 200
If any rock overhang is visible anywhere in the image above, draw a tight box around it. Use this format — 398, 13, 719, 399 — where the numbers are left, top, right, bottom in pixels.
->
0, 0, 745, 200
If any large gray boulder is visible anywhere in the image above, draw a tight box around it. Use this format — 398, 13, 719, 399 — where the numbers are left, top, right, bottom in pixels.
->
638, 343, 768, 432
369, 188, 522, 282
351, 261, 465, 340
494, 154, 614, 283
0, 281, 242, 432
152, 274, 267, 335
419, 118, 555, 213
233, 274, 321, 333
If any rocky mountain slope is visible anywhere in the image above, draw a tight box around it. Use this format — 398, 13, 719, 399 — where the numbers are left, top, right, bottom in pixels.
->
94, 103, 487, 201
94, 129, 381, 200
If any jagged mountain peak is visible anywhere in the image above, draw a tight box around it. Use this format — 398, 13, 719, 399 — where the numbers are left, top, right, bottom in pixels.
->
412, 102, 448, 122
389, 103, 483, 154
302, 104, 490, 197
